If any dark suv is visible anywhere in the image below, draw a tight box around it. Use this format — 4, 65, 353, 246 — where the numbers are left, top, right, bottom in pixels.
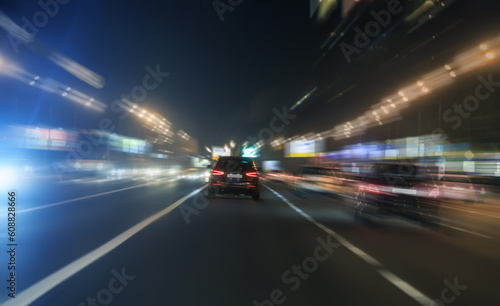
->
354, 161, 441, 229
206, 156, 261, 200
293, 165, 344, 196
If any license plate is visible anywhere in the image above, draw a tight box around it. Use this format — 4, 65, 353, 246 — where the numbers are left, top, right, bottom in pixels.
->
227, 173, 242, 178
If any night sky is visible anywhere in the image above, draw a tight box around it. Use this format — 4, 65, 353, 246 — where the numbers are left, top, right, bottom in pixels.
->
1, 0, 499, 152
0, 0, 318, 148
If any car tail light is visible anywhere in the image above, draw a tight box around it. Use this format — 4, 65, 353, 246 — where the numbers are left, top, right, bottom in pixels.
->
246, 171, 258, 177
428, 187, 440, 198
212, 170, 224, 176
367, 184, 380, 193
248, 185, 256, 188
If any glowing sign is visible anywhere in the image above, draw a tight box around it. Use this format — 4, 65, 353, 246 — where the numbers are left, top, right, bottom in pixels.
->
212, 146, 231, 160
25, 128, 49, 149
242, 146, 259, 158
49, 129, 66, 148
285, 140, 324, 157
463, 161, 475, 172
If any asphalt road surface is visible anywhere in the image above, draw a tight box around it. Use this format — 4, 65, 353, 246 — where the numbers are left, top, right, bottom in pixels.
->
1, 177, 499, 306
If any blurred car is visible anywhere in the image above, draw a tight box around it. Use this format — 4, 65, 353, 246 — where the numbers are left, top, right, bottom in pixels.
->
469, 175, 500, 196
265, 169, 294, 184
206, 156, 261, 200
293, 165, 344, 196
354, 162, 441, 229
439, 174, 483, 203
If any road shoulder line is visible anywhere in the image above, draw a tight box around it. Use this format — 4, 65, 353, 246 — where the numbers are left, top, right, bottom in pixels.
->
265, 185, 433, 306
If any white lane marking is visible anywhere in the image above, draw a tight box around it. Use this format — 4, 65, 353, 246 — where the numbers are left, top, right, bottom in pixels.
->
440, 204, 500, 219
378, 269, 432, 306
265, 185, 433, 306
3, 186, 205, 306
439, 222, 495, 240
18, 178, 177, 213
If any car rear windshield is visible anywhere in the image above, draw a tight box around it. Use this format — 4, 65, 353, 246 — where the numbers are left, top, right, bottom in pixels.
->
303, 167, 335, 176
370, 164, 421, 187
214, 158, 255, 172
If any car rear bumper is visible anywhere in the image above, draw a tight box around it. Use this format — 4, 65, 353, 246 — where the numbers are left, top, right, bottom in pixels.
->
209, 181, 260, 195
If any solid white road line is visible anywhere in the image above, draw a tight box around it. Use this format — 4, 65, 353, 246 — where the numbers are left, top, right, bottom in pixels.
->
265, 185, 433, 306
439, 222, 495, 240
18, 178, 177, 213
440, 204, 500, 219
2, 186, 205, 306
